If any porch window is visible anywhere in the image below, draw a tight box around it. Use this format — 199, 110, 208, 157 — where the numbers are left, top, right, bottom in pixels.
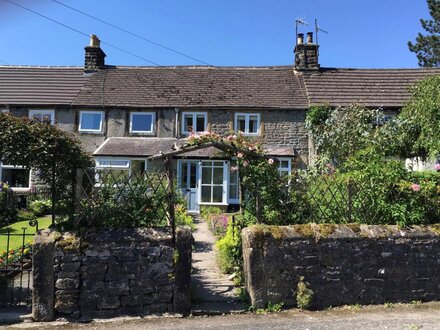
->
182, 112, 207, 134
29, 109, 55, 125
95, 158, 130, 180
79, 111, 104, 133
129, 112, 155, 134
234, 113, 260, 135
200, 161, 227, 204
228, 160, 239, 203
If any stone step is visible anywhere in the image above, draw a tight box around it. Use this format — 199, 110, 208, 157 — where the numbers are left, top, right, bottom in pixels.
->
191, 301, 246, 316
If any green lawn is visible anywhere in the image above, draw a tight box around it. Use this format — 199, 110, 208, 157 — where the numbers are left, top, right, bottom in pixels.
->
0, 216, 52, 253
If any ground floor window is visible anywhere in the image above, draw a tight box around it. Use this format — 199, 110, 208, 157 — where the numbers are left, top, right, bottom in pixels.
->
95, 158, 147, 179
0, 164, 30, 188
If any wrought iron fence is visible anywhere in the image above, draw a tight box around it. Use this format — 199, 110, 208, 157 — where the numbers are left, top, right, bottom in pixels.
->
0, 219, 38, 307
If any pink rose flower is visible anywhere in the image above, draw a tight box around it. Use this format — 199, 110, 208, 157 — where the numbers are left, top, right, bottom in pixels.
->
230, 166, 239, 172
243, 160, 249, 167
411, 183, 421, 192
436, 163, 440, 171
237, 152, 244, 158
268, 158, 274, 165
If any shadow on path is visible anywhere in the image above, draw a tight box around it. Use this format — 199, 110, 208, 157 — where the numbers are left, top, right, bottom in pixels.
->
191, 216, 245, 315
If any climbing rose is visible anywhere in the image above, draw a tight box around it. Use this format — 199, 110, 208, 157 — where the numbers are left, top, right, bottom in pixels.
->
436, 164, 440, 171
230, 166, 239, 172
243, 160, 249, 167
237, 152, 244, 158
268, 158, 274, 165
411, 183, 421, 192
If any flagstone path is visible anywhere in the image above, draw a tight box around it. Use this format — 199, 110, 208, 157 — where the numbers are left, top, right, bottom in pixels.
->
191, 216, 245, 315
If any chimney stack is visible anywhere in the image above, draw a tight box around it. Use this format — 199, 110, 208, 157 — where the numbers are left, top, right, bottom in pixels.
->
84, 35, 106, 72
294, 31, 319, 70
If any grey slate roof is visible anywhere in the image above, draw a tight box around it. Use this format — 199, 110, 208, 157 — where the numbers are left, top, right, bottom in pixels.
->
93, 138, 178, 157
93, 137, 296, 158
301, 68, 439, 108
72, 66, 309, 109
0, 66, 89, 106
0, 65, 438, 109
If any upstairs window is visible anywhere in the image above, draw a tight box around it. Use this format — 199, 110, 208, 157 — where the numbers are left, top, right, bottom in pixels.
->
182, 112, 207, 134
29, 110, 55, 125
79, 111, 104, 133
234, 113, 260, 135
130, 112, 155, 134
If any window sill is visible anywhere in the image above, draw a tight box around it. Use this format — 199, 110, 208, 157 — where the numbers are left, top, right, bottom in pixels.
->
128, 132, 156, 136
78, 131, 105, 135
199, 202, 229, 206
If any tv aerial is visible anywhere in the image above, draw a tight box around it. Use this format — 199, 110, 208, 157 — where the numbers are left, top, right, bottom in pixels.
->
295, 18, 308, 45
314, 19, 328, 48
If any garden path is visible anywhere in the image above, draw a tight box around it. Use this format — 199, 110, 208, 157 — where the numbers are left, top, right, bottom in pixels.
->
191, 216, 244, 315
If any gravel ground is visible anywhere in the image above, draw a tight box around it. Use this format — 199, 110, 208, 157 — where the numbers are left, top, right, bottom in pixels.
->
3, 302, 440, 330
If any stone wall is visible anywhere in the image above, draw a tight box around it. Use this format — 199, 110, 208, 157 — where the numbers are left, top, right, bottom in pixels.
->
33, 227, 192, 321
8, 107, 310, 163
242, 224, 440, 309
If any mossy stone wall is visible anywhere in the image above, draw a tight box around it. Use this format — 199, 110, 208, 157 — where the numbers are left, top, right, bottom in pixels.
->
242, 224, 440, 309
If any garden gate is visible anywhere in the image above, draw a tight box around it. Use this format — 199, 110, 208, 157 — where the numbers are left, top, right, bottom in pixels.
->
0, 219, 38, 307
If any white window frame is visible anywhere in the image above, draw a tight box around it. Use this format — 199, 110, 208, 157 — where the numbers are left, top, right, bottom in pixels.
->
234, 113, 261, 136
228, 159, 240, 204
95, 158, 130, 169
0, 163, 31, 188
181, 112, 208, 135
129, 112, 156, 134
29, 109, 55, 125
198, 160, 228, 205
79, 111, 104, 133
278, 158, 292, 176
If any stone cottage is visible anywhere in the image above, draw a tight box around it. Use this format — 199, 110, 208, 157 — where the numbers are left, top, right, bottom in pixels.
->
0, 33, 438, 212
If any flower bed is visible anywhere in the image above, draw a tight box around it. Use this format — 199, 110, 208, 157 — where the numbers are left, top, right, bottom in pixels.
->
0, 242, 32, 270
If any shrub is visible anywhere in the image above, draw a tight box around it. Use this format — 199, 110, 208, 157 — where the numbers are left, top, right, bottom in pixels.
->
216, 220, 242, 274
210, 214, 229, 237
296, 276, 314, 310
77, 172, 170, 228
17, 209, 37, 222
175, 204, 195, 229
0, 182, 17, 226
29, 199, 52, 216
200, 206, 222, 219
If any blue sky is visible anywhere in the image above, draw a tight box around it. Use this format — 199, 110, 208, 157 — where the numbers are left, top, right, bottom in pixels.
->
0, 0, 431, 68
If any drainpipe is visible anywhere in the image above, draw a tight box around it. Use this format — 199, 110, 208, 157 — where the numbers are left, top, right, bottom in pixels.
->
175, 108, 180, 138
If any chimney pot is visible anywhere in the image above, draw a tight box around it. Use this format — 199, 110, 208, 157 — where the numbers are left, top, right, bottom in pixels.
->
84, 34, 106, 72
294, 32, 319, 70
90, 34, 100, 47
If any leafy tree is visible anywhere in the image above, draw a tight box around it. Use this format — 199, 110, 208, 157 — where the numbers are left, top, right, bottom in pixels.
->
396, 75, 440, 159
408, 0, 440, 67
0, 113, 90, 219
306, 104, 388, 165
